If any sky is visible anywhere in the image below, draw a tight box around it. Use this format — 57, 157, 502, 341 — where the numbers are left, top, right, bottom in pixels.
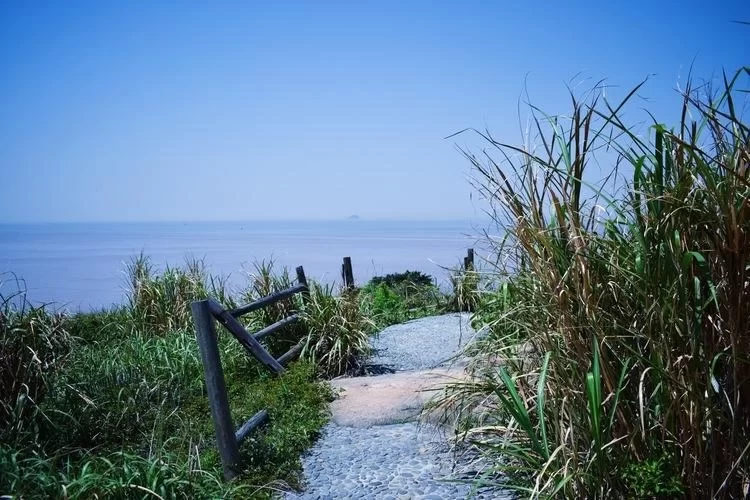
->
0, 1, 747, 223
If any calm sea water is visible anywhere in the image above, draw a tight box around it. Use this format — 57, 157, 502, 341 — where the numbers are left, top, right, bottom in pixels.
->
0, 220, 480, 311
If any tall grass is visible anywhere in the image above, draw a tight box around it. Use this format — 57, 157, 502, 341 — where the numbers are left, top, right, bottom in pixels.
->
442, 67, 750, 497
301, 283, 374, 377
1, 258, 338, 497
125, 254, 231, 335
449, 263, 480, 313
239, 259, 308, 357
0, 274, 71, 445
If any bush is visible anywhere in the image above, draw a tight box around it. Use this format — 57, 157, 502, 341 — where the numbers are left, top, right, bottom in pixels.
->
360, 272, 445, 327
441, 67, 750, 497
65, 307, 129, 344
369, 270, 433, 288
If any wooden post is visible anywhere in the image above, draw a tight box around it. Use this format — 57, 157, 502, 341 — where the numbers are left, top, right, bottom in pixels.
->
295, 266, 310, 303
342, 257, 354, 289
191, 300, 240, 480
295, 265, 310, 341
465, 248, 474, 271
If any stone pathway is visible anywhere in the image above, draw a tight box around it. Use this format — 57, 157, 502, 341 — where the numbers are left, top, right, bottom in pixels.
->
285, 314, 510, 499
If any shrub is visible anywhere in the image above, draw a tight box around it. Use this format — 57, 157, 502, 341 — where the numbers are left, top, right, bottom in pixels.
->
369, 270, 433, 288
361, 282, 408, 326
65, 307, 129, 344
360, 272, 445, 327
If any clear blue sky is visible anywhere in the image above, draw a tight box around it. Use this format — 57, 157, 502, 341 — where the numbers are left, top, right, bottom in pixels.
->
1, 1, 747, 223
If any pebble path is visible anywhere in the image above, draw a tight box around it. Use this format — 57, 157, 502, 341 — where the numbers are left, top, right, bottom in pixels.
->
286, 314, 510, 499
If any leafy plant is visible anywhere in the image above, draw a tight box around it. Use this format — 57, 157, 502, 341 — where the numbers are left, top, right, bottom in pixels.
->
622, 452, 684, 498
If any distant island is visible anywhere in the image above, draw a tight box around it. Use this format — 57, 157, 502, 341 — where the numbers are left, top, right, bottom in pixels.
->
347, 215, 360, 220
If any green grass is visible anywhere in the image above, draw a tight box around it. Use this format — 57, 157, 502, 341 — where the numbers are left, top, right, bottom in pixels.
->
301, 283, 374, 377
0, 260, 346, 498
438, 66, 750, 498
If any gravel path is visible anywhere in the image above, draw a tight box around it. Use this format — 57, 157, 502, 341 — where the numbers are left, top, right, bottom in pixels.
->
287, 423, 506, 500
286, 314, 504, 499
368, 313, 479, 371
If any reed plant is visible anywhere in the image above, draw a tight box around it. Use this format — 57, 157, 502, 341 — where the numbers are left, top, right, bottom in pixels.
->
440, 67, 750, 497
125, 254, 232, 335
301, 282, 374, 377
0, 275, 71, 445
449, 263, 480, 313
239, 260, 307, 357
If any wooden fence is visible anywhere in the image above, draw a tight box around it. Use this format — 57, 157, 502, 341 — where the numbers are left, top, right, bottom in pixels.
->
191, 249, 474, 479
191, 266, 309, 480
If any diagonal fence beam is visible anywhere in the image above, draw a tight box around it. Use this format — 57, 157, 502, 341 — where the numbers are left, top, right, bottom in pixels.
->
208, 299, 286, 374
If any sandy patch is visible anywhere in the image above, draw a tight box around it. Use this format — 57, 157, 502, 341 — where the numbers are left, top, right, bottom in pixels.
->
330, 366, 467, 427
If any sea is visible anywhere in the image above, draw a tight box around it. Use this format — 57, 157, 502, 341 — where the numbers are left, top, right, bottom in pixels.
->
0, 220, 483, 312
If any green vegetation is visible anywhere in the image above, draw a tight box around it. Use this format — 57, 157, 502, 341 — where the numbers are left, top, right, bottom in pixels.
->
2, 255, 470, 496
0, 257, 358, 498
301, 283, 374, 377
359, 270, 447, 327
438, 67, 750, 498
449, 264, 480, 313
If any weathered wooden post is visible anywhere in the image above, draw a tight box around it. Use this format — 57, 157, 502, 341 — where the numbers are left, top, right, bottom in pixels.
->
341, 257, 354, 289
191, 299, 240, 480
296, 266, 310, 303
465, 248, 474, 271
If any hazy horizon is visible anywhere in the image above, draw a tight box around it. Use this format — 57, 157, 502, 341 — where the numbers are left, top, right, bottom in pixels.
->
0, 215, 487, 225
2, 2, 748, 224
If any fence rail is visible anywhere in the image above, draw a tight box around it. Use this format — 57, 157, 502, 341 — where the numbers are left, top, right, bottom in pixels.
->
191, 265, 309, 479
192, 250, 476, 480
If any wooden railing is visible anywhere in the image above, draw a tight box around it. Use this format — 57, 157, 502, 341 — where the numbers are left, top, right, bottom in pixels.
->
191, 266, 309, 480
192, 249, 475, 480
